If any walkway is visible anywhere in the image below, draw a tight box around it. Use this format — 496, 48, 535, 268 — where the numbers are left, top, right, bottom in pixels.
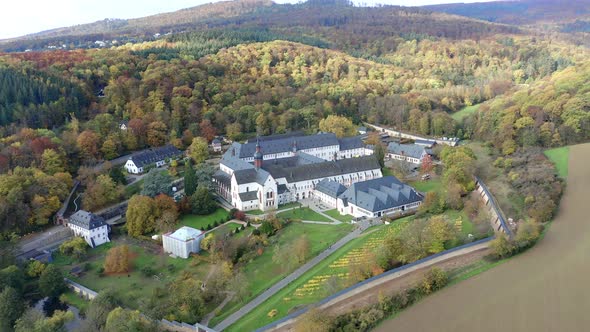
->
377, 143, 590, 332
213, 220, 376, 331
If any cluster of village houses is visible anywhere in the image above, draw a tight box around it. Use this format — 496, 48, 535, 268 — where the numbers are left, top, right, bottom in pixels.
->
65, 127, 440, 259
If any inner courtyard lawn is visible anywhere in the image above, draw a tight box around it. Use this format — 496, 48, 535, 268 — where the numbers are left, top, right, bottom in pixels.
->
277, 207, 332, 222
324, 209, 353, 222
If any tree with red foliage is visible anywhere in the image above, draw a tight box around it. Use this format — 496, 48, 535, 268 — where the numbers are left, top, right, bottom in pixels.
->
421, 154, 434, 174
199, 119, 216, 142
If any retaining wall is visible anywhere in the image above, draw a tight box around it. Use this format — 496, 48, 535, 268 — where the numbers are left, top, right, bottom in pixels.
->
474, 177, 513, 237
65, 278, 97, 301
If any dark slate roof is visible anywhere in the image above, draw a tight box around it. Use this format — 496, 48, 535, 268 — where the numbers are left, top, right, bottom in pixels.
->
129, 145, 183, 168
69, 210, 106, 230
233, 168, 270, 185
246, 131, 305, 143
221, 155, 254, 171
315, 179, 347, 198
414, 139, 436, 148
262, 156, 380, 183
277, 184, 289, 194
213, 170, 231, 187
239, 191, 258, 202
212, 138, 221, 145
338, 136, 365, 150
239, 133, 339, 158
387, 142, 427, 160
339, 176, 423, 212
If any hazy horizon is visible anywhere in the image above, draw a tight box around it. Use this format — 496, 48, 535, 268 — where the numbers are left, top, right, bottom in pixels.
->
0, 0, 499, 39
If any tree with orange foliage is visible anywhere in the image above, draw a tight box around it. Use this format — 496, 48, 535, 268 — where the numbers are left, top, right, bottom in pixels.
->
104, 245, 130, 274
77, 130, 100, 162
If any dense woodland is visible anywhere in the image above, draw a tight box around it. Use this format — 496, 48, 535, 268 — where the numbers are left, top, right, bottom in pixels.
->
0, 0, 587, 237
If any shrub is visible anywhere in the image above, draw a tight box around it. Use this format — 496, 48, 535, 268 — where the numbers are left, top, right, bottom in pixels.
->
252, 229, 261, 236
141, 266, 155, 277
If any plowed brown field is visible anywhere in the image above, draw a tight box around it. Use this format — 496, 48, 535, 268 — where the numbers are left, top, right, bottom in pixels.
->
375, 143, 590, 332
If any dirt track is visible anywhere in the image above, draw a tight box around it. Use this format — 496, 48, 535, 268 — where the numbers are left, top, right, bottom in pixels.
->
376, 143, 590, 332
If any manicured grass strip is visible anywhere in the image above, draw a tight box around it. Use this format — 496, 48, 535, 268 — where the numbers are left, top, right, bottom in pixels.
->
277, 207, 332, 222
544, 146, 570, 178
178, 208, 229, 230
278, 202, 302, 210
410, 179, 442, 193
124, 179, 144, 199
324, 209, 352, 223
451, 104, 480, 122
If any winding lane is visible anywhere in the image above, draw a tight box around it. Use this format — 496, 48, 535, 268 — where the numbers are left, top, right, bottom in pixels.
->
375, 143, 590, 332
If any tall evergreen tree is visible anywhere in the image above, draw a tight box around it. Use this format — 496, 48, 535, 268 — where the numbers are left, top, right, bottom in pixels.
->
184, 159, 197, 196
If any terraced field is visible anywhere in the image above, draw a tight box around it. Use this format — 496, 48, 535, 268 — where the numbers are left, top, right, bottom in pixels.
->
376, 143, 590, 332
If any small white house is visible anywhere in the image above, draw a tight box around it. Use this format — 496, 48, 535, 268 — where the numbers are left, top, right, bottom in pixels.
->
119, 121, 128, 130
124, 145, 183, 174
212, 138, 222, 152
162, 226, 204, 259
67, 210, 110, 248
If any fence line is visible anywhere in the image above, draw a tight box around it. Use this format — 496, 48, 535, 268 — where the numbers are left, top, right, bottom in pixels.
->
255, 236, 493, 332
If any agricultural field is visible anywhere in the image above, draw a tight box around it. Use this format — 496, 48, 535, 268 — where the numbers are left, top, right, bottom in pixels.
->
207, 222, 353, 326
227, 219, 411, 331
277, 207, 332, 222
376, 143, 590, 332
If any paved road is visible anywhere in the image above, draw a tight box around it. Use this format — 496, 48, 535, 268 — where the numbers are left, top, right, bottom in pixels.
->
377, 143, 590, 332
213, 220, 376, 331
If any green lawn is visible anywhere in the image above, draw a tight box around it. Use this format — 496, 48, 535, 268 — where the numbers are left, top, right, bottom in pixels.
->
178, 208, 229, 230
451, 104, 480, 122
61, 290, 90, 313
441, 209, 474, 237
124, 178, 144, 199
245, 209, 265, 215
544, 146, 570, 178
210, 222, 353, 326
226, 219, 410, 332
324, 209, 352, 223
382, 167, 395, 177
53, 239, 211, 311
278, 202, 302, 210
277, 207, 332, 222
410, 178, 443, 193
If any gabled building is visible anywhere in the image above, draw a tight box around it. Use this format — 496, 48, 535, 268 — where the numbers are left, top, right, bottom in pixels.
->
387, 142, 431, 165
211, 138, 222, 152
336, 176, 423, 218
124, 145, 183, 174
213, 133, 380, 212
66, 210, 110, 248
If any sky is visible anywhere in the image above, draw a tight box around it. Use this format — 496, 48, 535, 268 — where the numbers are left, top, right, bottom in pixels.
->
0, 0, 497, 39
